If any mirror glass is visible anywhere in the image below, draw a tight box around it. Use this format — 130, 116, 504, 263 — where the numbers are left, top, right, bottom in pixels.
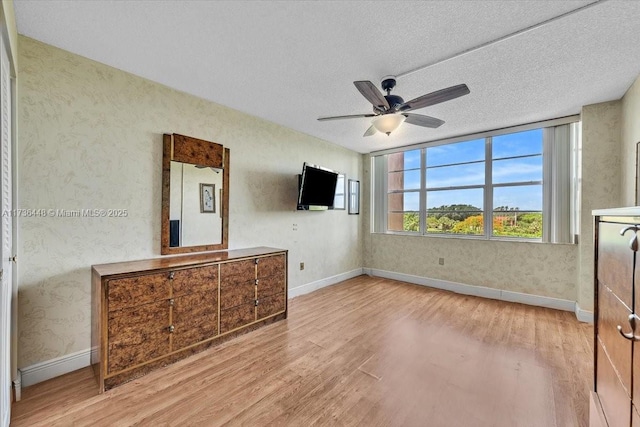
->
169, 161, 223, 247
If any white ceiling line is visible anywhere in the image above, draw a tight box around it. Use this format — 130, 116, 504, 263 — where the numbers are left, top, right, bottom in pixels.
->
396, 0, 607, 79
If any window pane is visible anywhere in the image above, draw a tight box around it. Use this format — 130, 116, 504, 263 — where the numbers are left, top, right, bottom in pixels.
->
426, 188, 484, 235
426, 139, 484, 167
493, 185, 542, 238
388, 170, 420, 191
493, 129, 542, 159
493, 185, 542, 211
427, 161, 485, 188
492, 155, 542, 184
388, 192, 419, 212
388, 149, 420, 172
388, 212, 419, 232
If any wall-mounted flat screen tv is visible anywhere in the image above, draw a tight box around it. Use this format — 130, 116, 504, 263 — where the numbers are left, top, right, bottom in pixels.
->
297, 163, 339, 209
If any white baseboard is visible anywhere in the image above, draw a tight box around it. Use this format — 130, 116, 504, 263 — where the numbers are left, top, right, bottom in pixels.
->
575, 303, 594, 323
12, 371, 22, 402
289, 268, 364, 298
365, 268, 591, 322
19, 348, 91, 387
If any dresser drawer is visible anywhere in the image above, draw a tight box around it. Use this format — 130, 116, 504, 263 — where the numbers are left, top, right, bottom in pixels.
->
220, 303, 255, 333
597, 342, 631, 427
220, 259, 255, 286
257, 293, 286, 320
598, 281, 632, 396
220, 281, 255, 309
257, 254, 285, 279
171, 265, 218, 297
172, 291, 218, 350
108, 301, 170, 373
258, 275, 285, 299
108, 273, 171, 312
597, 221, 635, 309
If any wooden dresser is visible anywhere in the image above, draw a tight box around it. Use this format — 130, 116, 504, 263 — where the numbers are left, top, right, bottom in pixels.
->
91, 247, 287, 392
592, 209, 640, 427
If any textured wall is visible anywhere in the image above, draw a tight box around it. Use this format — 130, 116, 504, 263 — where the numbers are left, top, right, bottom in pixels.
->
621, 76, 640, 206
362, 155, 578, 301
17, 36, 362, 367
578, 101, 622, 311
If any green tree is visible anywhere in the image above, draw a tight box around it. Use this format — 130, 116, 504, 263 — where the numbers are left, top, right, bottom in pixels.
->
403, 212, 419, 232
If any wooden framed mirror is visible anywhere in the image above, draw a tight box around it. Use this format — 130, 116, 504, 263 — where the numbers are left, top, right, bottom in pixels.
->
161, 133, 229, 254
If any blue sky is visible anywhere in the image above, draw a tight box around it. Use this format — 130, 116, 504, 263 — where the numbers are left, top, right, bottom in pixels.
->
392, 129, 543, 211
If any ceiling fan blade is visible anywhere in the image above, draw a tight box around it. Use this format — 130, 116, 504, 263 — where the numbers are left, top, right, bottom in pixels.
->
363, 125, 377, 137
354, 81, 390, 110
318, 113, 377, 121
403, 113, 445, 128
399, 84, 470, 112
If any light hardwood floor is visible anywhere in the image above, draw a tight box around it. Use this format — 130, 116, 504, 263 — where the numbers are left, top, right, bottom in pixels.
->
11, 275, 593, 426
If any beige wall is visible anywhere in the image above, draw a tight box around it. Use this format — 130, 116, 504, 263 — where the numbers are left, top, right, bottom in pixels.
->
17, 36, 362, 368
621, 75, 640, 206
578, 101, 622, 311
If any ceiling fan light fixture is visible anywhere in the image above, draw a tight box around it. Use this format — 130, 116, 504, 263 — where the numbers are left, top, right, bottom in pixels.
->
372, 114, 405, 136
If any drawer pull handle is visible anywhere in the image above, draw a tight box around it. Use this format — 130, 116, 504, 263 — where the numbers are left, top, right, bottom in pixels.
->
169, 272, 175, 280
255, 258, 260, 265
617, 314, 640, 341
169, 298, 174, 306
255, 279, 259, 286
168, 325, 175, 333
255, 299, 259, 306
620, 226, 640, 251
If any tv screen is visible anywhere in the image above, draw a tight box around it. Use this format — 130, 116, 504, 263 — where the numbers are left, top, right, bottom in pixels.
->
298, 163, 338, 208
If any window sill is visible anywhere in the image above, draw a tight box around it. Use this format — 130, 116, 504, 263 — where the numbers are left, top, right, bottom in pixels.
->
371, 231, 576, 245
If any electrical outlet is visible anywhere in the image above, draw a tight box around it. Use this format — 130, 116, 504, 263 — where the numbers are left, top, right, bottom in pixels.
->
292, 223, 298, 231
438, 258, 445, 266
300, 262, 305, 270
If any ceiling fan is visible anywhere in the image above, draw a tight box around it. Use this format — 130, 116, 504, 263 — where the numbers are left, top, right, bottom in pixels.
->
318, 76, 470, 137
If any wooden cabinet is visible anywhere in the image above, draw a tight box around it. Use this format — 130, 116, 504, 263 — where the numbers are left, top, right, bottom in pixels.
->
92, 247, 287, 392
217, 254, 287, 333
592, 211, 640, 427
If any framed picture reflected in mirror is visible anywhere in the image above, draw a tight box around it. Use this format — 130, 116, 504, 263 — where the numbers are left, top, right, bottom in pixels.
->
348, 179, 359, 215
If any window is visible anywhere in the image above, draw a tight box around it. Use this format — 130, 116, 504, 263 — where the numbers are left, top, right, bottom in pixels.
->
387, 150, 420, 232
491, 130, 543, 238
372, 118, 579, 243
426, 139, 485, 236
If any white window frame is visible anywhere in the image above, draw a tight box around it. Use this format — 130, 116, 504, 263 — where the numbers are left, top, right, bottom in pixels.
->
371, 116, 580, 244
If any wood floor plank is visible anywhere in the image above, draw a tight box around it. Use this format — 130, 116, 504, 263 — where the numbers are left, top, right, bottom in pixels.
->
11, 275, 593, 427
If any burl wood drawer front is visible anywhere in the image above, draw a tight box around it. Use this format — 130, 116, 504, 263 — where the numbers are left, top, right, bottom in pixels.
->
257, 293, 285, 320
172, 291, 218, 350
171, 265, 218, 297
258, 275, 285, 299
257, 254, 285, 279
598, 221, 634, 309
598, 281, 632, 396
108, 274, 171, 312
108, 301, 170, 373
597, 342, 631, 427
220, 303, 255, 334
220, 281, 255, 310
220, 260, 255, 286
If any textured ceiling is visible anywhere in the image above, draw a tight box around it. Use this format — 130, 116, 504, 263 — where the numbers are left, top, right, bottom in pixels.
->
13, 0, 640, 153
